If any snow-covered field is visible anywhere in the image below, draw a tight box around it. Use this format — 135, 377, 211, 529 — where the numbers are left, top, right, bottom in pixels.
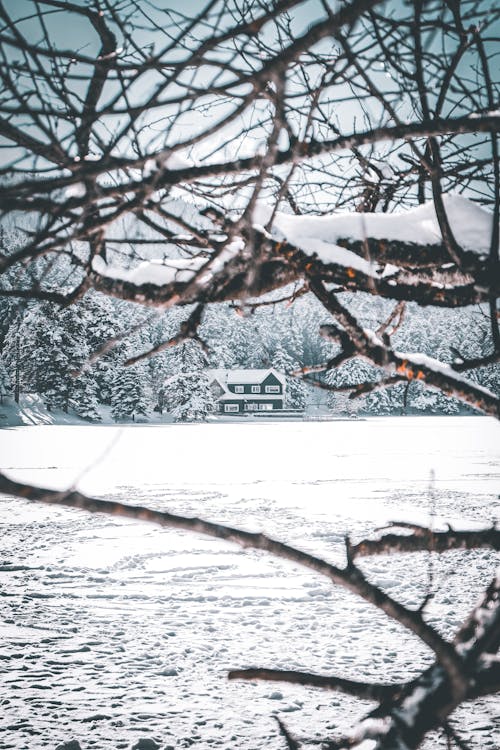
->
0, 417, 498, 750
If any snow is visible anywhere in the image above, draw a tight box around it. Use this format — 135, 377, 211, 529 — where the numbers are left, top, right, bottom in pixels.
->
92, 240, 243, 287
64, 182, 86, 198
284, 236, 374, 274
91, 195, 495, 289
395, 351, 497, 398
0, 396, 175, 429
351, 717, 392, 748
165, 152, 197, 170
397, 686, 429, 726
0, 417, 498, 749
0, 394, 97, 427
254, 194, 497, 262
208, 368, 286, 386
92, 255, 204, 285
352, 742, 377, 750
196, 239, 245, 284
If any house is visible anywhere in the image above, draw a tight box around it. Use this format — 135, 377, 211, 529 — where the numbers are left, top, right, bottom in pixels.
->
207, 368, 286, 414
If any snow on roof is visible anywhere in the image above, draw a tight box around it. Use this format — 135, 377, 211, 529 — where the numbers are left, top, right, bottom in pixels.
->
207, 368, 286, 387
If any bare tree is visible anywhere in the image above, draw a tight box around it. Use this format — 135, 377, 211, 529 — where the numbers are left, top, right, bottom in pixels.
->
0, 0, 498, 412
0, 1, 499, 748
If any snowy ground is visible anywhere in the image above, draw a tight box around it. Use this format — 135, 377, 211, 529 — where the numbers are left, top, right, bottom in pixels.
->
0, 395, 176, 428
0, 417, 498, 750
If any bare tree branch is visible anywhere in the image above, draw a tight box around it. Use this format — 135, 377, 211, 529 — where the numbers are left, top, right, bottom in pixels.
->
228, 668, 402, 702
351, 525, 500, 558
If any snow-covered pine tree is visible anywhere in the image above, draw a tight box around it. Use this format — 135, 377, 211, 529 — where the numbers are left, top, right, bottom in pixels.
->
200, 306, 236, 368
147, 353, 171, 414
164, 340, 214, 422
295, 293, 332, 367
59, 304, 101, 420
0, 354, 11, 404
228, 310, 267, 367
272, 342, 306, 409
18, 304, 70, 410
409, 381, 441, 413
325, 358, 377, 415
111, 361, 150, 421
365, 383, 405, 415
3, 305, 47, 399
432, 389, 461, 415
79, 292, 123, 406
71, 373, 101, 421
142, 310, 183, 413
4, 301, 101, 417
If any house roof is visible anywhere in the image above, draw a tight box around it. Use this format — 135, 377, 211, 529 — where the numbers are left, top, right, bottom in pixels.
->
207, 368, 286, 387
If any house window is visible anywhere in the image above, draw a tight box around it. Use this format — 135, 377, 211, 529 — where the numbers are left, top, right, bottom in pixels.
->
234, 385, 244, 393
259, 403, 273, 410
265, 385, 280, 393
245, 403, 258, 411
251, 385, 260, 393
224, 404, 239, 412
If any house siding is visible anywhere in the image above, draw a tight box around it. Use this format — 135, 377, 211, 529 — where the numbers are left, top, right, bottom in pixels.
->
220, 399, 283, 413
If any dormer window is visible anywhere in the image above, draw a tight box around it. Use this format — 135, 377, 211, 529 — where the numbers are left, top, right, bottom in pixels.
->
234, 385, 244, 393
265, 385, 280, 393
251, 385, 260, 393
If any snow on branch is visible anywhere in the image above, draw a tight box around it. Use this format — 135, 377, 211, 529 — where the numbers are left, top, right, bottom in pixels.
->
304, 281, 500, 417
255, 194, 497, 259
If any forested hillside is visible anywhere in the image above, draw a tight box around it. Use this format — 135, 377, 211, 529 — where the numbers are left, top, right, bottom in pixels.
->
1, 230, 497, 421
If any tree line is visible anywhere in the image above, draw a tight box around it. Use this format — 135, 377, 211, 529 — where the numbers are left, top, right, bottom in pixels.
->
0, 276, 497, 421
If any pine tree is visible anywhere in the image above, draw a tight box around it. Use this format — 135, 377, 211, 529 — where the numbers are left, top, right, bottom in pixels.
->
164, 341, 214, 422
365, 384, 400, 415
433, 389, 461, 415
325, 358, 377, 415
71, 373, 101, 421
200, 306, 236, 367
0, 355, 11, 404
79, 291, 123, 405
3, 305, 45, 397
148, 353, 171, 414
143, 311, 182, 413
18, 304, 70, 409
111, 362, 150, 421
410, 382, 441, 413
4, 301, 101, 418
272, 343, 306, 409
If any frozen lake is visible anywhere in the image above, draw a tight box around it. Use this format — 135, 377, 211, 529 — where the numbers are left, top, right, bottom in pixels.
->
0, 417, 499, 750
